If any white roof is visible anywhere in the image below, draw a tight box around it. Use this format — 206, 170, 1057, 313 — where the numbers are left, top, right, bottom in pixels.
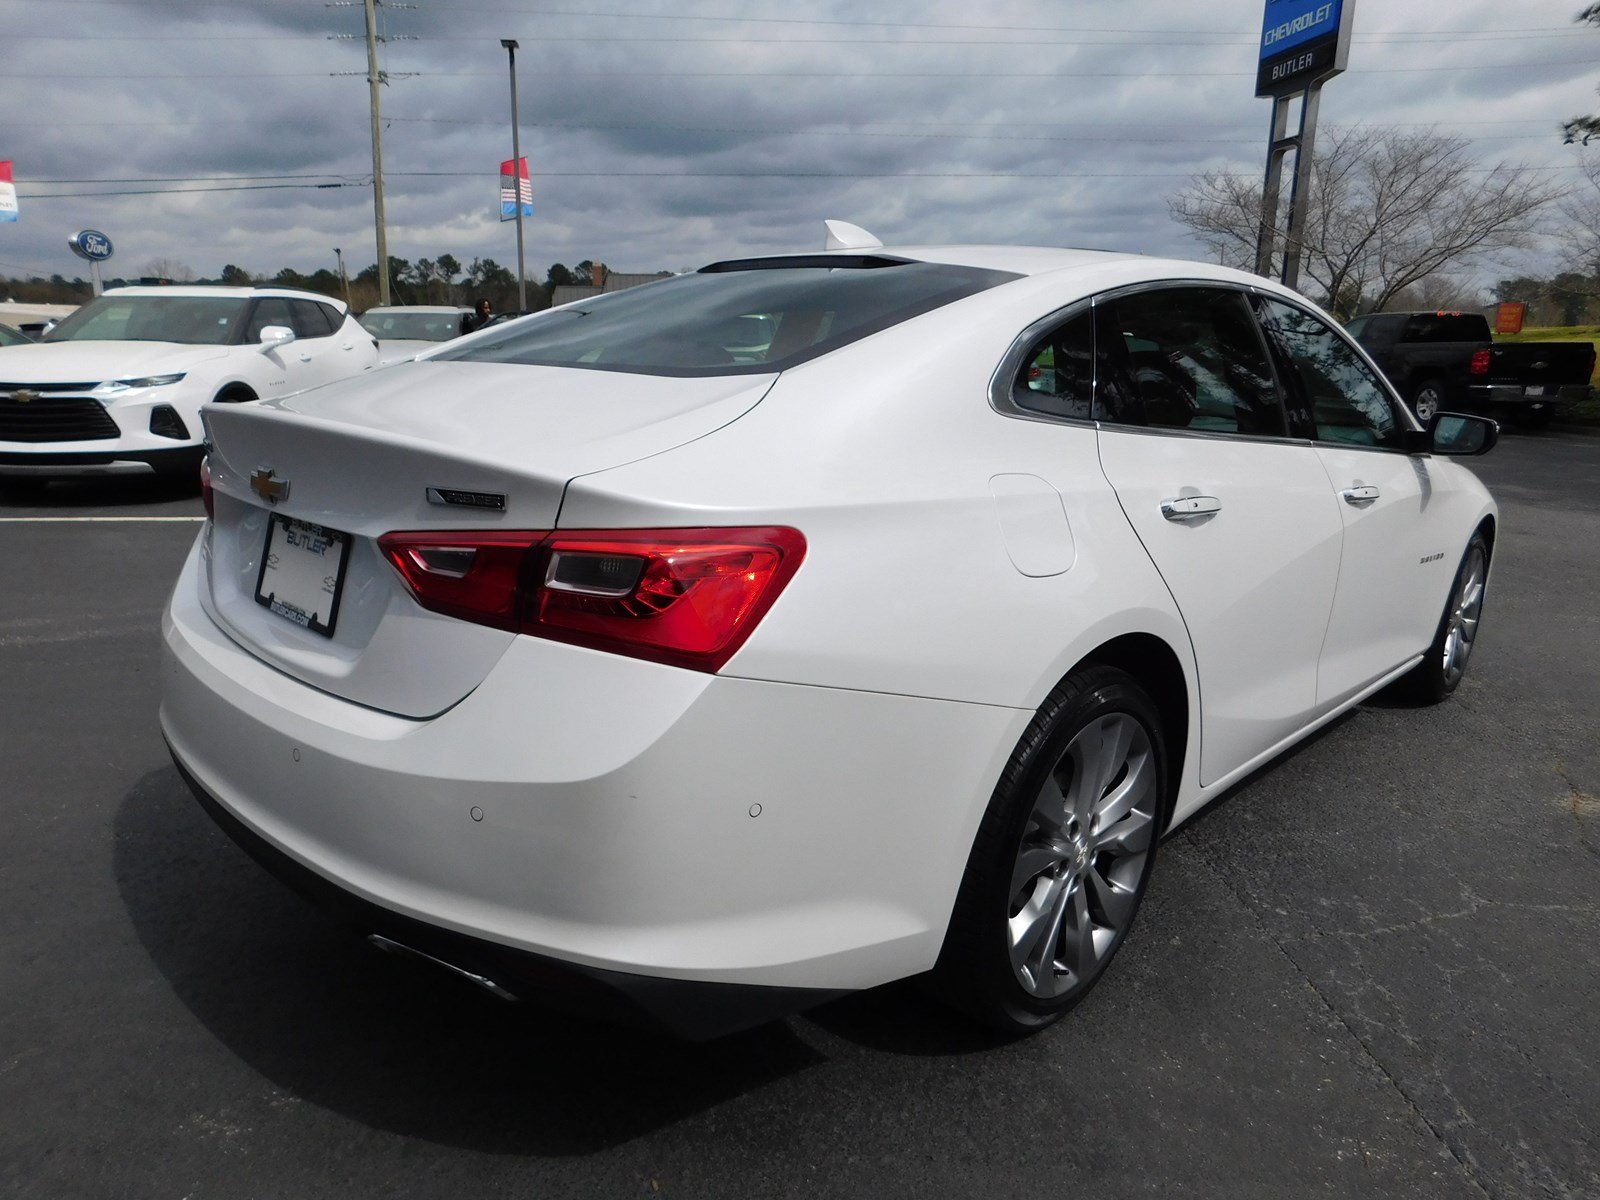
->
103, 284, 348, 311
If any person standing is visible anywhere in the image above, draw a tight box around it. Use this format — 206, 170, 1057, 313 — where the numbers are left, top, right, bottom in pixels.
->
460, 298, 492, 335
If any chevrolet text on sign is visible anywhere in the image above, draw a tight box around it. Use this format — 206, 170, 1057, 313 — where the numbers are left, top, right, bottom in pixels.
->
1256, 0, 1351, 97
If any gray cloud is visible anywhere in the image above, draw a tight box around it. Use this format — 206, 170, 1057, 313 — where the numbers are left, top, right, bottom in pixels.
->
0, 0, 1592, 284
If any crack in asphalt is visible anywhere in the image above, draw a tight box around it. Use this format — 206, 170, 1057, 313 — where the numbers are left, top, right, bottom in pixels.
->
1179, 828, 1498, 1200
1279, 892, 1600, 943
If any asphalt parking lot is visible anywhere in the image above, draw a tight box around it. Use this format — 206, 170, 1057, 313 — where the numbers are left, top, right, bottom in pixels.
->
3, 431, 1597, 1200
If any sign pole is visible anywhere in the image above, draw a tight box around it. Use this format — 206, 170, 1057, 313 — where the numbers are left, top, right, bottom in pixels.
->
90, 261, 102, 296
1280, 82, 1324, 291
501, 38, 527, 313
1254, 96, 1292, 277
1254, 0, 1355, 290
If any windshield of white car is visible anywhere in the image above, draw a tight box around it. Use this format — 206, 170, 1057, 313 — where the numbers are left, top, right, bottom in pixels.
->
359, 311, 462, 341
44, 296, 250, 345
435, 259, 1021, 376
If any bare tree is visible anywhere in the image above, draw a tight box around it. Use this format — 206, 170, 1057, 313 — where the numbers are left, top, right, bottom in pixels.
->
1169, 127, 1565, 318
139, 257, 198, 282
1562, 149, 1600, 279
1565, 3, 1600, 144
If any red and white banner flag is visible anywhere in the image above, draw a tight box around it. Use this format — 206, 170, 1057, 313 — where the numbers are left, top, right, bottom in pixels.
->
499, 157, 532, 222
0, 161, 17, 223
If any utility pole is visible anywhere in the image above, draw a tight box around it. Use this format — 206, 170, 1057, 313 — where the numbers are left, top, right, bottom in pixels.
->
501, 38, 528, 312
364, 0, 391, 306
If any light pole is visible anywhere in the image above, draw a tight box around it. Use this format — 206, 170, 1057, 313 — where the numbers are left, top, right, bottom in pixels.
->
501, 37, 527, 312
334, 246, 351, 307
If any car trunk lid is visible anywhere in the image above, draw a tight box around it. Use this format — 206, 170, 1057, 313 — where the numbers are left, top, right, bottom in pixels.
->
199, 360, 775, 718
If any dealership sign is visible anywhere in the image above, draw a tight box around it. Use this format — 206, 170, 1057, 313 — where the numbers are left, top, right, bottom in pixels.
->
0, 161, 17, 223
1257, 0, 1353, 96
499, 157, 532, 222
68, 229, 114, 261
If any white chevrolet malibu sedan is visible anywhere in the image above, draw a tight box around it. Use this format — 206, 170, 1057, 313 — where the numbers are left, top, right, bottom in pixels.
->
161, 229, 1498, 1038
0, 286, 376, 491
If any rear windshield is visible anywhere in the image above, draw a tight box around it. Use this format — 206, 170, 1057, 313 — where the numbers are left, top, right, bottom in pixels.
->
435, 259, 1020, 376
1401, 313, 1491, 343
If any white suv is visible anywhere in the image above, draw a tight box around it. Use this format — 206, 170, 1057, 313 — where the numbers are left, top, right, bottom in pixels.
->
0, 286, 377, 489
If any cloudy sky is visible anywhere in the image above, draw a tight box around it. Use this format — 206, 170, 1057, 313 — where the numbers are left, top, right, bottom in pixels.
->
1, 0, 1595, 284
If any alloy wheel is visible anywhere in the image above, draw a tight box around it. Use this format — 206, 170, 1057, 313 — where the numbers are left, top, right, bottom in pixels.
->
1007, 713, 1158, 999
1442, 543, 1486, 689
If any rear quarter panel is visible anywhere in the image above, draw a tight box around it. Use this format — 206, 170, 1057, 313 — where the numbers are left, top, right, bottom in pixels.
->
557, 274, 1197, 715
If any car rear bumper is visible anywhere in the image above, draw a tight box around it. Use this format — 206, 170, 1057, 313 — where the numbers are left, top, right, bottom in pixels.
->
160, 531, 1026, 1021
1468, 383, 1590, 409
170, 753, 845, 1038
0, 444, 202, 476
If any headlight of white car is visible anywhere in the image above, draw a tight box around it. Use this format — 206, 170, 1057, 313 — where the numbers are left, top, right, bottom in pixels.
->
96, 373, 187, 395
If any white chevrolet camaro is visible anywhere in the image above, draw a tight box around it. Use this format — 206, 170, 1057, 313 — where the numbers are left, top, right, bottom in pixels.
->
161, 227, 1498, 1038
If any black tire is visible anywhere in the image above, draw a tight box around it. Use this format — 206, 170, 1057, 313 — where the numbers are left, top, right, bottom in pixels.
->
1410, 379, 1447, 425
1399, 532, 1490, 704
214, 386, 257, 404
935, 666, 1168, 1035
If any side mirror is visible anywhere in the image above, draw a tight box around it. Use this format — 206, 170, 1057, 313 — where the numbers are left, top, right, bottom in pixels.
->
1417, 412, 1498, 457
257, 325, 295, 352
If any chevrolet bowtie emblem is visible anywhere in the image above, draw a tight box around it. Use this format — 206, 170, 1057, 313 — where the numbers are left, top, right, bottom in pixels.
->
13, 390, 39, 404
250, 468, 290, 504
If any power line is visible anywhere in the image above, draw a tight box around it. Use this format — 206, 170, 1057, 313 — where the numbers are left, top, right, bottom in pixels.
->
4, 58, 1594, 80
5, 0, 1577, 39
4, 30, 1583, 44
20, 181, 365, 198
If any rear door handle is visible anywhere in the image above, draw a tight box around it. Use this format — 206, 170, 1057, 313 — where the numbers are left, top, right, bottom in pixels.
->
1160, 495, 1222, 521
1341, 485, 1380, 505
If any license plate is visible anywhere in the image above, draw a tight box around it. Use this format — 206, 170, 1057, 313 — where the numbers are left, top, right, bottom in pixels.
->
254, 515, 351, 637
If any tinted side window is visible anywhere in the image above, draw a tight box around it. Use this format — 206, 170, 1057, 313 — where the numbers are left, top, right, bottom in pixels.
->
246, 298, 295, 341
1011, 312, 1093, 420
1401, 313, 1491, 343
1261, 300, 1403, 449
319, 303, 345, 334
1095, 288, 1284, 437
290, 300, 333, 338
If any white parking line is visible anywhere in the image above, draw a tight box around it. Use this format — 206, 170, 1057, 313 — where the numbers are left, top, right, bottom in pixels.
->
0, 516, 205, 523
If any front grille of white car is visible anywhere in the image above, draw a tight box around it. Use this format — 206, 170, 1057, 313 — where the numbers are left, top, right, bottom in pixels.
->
0, 390, 120, 442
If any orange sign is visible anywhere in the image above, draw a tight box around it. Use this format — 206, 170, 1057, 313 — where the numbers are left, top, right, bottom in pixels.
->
1495, 302, 1526, 335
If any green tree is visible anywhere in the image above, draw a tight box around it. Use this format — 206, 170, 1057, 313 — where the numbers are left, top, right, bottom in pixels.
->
386, 257, 415, 303
1566, 4, 1600, 144
219, 264, 254, 286
436, 253, 462, 304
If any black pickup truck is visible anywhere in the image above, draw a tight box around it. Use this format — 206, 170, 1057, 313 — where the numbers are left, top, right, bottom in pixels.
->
1345, 311, 1595, 429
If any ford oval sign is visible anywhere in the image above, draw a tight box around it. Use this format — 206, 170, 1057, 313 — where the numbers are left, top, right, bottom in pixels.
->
68, 230, 114, 262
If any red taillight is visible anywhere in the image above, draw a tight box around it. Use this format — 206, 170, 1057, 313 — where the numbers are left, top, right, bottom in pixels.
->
199, 456, 214, 520
1469, 349, 1492, 376
378, 526, 806, 673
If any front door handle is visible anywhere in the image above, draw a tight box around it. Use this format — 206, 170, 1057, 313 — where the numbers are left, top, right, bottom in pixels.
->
1161, 495, 1222, 521
1342, 485, 1380, 505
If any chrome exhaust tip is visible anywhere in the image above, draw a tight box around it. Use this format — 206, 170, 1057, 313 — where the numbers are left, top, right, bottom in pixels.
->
367, 933, 519, 1002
